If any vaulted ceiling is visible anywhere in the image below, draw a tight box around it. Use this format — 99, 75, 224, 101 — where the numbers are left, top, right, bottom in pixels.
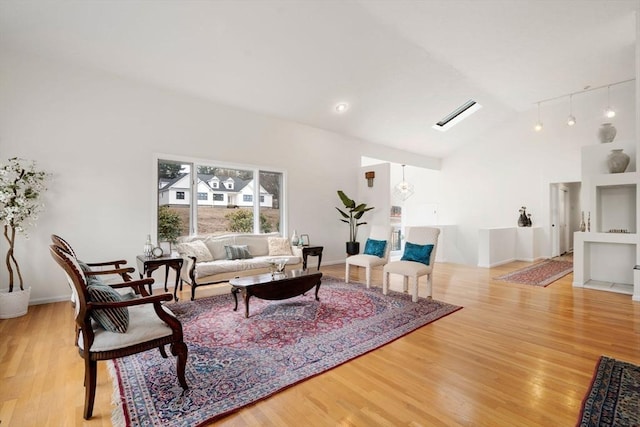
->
0, 0, 636, 158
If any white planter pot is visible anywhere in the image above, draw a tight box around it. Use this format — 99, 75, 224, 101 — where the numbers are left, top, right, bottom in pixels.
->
0, 287, 31, 319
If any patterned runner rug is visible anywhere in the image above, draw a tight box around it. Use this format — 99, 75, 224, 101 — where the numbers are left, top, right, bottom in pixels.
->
110, 276, 461, 426
494, 259, 573, 287
577, 356, 640, 426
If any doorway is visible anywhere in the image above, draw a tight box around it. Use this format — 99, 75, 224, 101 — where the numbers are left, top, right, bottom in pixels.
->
549, 182, 581, 257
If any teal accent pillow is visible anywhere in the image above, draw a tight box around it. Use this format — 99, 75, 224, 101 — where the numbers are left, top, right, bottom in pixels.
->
363, 238, 387, 258
77, 260, 104, 287
225, 245, 253, 260
401, 242, 434, 266
87, 283, 129, 333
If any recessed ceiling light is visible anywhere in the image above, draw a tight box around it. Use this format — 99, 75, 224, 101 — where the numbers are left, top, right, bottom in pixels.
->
335, 102, 349, 113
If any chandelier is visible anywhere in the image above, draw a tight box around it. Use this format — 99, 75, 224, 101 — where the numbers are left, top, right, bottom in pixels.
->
393, 164, 414, 202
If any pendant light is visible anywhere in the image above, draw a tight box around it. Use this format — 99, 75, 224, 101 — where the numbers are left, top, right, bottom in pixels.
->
393, 165, 414, 202
534, 102, 543, 132
567, 94, 576, 126
604, 85, 616, 118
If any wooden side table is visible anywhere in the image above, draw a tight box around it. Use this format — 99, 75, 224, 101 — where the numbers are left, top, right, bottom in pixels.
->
136, 255, 183, 299
302, 246, 323, 270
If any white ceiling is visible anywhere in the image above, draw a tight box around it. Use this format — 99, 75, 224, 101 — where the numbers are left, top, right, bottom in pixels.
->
0, 0, 637, 158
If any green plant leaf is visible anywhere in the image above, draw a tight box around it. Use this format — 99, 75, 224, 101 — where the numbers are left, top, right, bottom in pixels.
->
337, 190, 355, 209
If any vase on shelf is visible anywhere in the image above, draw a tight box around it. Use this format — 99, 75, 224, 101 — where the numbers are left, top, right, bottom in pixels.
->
579, 212, 586, 232
291, 229, 299, 247
598, 123, 617, 143
607, 149, 630, 173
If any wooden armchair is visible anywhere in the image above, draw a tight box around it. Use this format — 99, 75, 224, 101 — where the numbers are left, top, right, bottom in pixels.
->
49, 245, 188, 419
51, 234, 135, 283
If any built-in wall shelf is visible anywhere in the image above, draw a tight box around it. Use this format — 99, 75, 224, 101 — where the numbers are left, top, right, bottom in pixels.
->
575, 140, 639, 301
582, 280, 633, 295
578, 232, 637, 244
590, 171, 639, 186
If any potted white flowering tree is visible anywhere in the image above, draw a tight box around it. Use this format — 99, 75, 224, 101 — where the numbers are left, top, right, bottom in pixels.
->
0, 157, 48, 319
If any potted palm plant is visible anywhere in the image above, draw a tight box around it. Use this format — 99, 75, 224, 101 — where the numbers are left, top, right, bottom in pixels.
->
0, 157, 48, 319
336, 190, 374, 255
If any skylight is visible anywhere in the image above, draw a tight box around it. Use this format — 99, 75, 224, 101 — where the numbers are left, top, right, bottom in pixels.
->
432, 100, 482, 132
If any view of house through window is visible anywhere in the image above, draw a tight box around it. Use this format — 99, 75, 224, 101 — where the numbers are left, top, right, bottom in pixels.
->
157, 159, 283, 241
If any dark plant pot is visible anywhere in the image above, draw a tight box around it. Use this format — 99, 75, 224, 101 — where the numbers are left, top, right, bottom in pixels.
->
346, 241, 360, 256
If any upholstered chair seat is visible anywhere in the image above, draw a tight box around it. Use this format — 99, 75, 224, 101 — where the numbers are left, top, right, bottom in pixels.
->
345, 225, 392, 288
383, 226, 440, 302
79, 304, 176, 352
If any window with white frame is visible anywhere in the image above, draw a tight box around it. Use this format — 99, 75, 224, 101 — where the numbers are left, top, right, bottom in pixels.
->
157, 158, 283, 238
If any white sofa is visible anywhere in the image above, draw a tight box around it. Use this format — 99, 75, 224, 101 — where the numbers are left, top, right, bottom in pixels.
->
175, 232, 302, 300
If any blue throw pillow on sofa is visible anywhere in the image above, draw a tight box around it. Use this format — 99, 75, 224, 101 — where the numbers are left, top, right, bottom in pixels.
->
363, 238, 387, 258
401, 242, 434, 266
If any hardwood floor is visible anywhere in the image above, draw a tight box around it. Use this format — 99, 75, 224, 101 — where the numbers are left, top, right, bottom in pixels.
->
1, 261, 638, 426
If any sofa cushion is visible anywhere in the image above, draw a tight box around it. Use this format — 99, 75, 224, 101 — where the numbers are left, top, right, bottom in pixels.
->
234, 234, 272, 256
204, 236, 235, 260
225, 244, 253, 260
175, 240, 214, 262
193, 255, 301, 279
268, 237, 293, 256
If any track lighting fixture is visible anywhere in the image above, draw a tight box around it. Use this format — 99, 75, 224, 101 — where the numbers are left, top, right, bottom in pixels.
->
567, 94, 576, 126
534, 103, 543, 132
604, 86, 615, 118
532, 78, 633, 132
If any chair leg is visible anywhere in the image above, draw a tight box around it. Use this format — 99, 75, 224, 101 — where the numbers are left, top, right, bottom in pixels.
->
159, 345, 168, 358
84, 359, 97, 419
345, 262, 350, 284
425, 273, 433, 300
412, 275, 419, 302
402, 276, 409, 293
365, 266, 371, 289
171, 342, 189, 390
383, 271, 389, 295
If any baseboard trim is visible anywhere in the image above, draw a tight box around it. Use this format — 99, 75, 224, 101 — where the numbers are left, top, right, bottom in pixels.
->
30, 295, 72, 306
478, 258, 516, 268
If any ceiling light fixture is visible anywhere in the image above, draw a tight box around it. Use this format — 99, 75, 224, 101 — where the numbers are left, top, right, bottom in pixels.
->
432, 99, 482, 132
534, 102, 543, 132
532, 78, 634, 132
335, 102, 349, 113
604, 86, 616, 118
393, 165, 414, 202
567, 94, 576, 126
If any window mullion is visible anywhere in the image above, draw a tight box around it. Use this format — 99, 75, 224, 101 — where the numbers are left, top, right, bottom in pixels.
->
254, 168, 260, 233
191, 168, 197, 235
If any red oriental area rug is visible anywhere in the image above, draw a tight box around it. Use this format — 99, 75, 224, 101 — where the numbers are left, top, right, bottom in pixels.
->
494, 259, 573, 287
109, 276, 461, 426
577, 356, 640, 426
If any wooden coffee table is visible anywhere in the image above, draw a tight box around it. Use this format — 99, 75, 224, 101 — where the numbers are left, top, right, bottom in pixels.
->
229, 269, 322, 318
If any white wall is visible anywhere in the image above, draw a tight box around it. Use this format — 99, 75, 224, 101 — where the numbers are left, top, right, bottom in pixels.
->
0, 49, 438, 303
439, 83, 636, 265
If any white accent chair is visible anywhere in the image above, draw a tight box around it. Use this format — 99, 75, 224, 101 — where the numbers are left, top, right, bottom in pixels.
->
345, 225, 392, 288
383, 227, 440, 302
